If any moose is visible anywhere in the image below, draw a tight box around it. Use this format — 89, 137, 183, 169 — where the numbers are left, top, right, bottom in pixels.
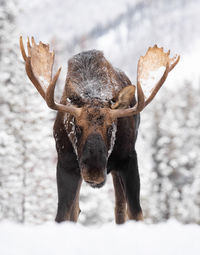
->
20, 37, 179, 224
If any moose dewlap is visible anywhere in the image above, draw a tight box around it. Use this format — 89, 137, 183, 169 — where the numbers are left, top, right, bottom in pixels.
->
20, 36, 179, 224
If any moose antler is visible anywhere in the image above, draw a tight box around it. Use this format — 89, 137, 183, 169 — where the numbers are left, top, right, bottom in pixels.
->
111, 45, 180, 118
19, 36, 81, 117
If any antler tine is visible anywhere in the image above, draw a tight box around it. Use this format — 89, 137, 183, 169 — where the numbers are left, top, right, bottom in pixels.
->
27, 37, 31, 57
45, 67, 81, 115
19, 36, 27, 61
169, 55, 180, 71
137, 81, 145, 112
45, 67, 62, 109
31, 36, 36, 46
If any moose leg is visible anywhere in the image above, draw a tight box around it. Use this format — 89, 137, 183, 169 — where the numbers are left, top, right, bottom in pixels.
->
69, 179, 82, 222
111, 171, 127, 224
119, 150, 143, 221
55, 158, 82, 223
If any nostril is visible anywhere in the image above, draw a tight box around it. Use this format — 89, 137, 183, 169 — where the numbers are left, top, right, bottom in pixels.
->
81, 154, 107, 166
80, 156, 89, 166
89, 148, 94, 154
85, 181, 93, 185
82, 159, 87, 165
83, 171, 106, 183
85, 179, 106, 188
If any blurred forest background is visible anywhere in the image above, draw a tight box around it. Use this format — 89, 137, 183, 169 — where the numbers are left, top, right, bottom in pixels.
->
0, 0, 199, 225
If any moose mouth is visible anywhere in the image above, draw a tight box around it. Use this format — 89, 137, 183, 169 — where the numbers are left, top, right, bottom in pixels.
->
85, 179, 106, 188
80, 165, 107, 188
81, 166, 107, 188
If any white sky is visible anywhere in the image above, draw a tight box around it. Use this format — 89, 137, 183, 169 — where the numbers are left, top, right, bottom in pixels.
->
17, 0, 140, 41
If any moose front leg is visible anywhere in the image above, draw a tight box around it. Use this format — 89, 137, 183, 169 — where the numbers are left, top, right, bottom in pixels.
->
55, 156, 82, 223
111, 171, 127, 224
69, 179, 82, 222
119, 150, 143, 221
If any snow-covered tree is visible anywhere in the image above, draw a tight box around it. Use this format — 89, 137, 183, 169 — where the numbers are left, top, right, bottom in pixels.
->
0, 0, 57, 223
0, 0, 25, 222
144, 83, 200, 224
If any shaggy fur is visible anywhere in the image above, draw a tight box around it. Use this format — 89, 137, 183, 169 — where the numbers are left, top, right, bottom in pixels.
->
54, 50, 143, 223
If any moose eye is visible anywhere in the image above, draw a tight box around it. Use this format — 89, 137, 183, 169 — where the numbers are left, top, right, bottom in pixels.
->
107, 125, 113, 138
76, 125, 83, 140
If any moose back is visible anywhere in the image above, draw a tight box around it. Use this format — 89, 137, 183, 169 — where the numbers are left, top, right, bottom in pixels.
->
20, 37, 179, 223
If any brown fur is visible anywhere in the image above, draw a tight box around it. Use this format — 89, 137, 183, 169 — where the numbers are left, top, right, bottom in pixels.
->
53, 50, 143, 223
127, 207, 144, 221
69, 180, 82, 222
112, 85, 136, 109
112, 172, 127, 224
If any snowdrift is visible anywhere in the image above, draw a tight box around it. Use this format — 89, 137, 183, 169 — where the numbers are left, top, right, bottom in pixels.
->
0, 220, 199, 255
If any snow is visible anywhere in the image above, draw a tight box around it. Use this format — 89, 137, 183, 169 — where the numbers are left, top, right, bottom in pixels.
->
0, 220, 199, 255
140, 66, 166, 99
64, 114, 78, 156
38, 75, 49, 89
68, 50, 120, 102
78, 78, 113, 101
107, 122, 117, 157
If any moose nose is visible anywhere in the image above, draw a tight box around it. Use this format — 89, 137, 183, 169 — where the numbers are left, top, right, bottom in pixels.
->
81, 167, 106, 188
80, 133, 107, 169
82, 170, 105, 183
80, 133, 107, 188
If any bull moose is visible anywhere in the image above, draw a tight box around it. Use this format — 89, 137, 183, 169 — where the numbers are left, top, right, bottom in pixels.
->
20, 37, 179, 224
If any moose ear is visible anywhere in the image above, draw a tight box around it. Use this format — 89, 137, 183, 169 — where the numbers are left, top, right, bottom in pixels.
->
111, 85, 136, 109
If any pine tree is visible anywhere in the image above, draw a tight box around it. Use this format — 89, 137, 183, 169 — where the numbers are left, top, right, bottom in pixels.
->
0, 0, 57, 223
145, 83, 200, 224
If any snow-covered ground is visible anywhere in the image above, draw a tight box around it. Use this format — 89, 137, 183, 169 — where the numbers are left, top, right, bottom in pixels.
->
0, 220, 199, 255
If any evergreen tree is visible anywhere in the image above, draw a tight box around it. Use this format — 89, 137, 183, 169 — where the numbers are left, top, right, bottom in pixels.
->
146, 83, 200, 223
0, 0, 57, 223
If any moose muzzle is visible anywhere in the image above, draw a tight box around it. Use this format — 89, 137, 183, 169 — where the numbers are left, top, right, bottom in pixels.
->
80, 133, 107, 188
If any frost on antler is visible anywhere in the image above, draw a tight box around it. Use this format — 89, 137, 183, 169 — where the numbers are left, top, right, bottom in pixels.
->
27, 37, 54, 89
137, 45, 180, 104
20, 36, 81, 117
110, 45, 180, 118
